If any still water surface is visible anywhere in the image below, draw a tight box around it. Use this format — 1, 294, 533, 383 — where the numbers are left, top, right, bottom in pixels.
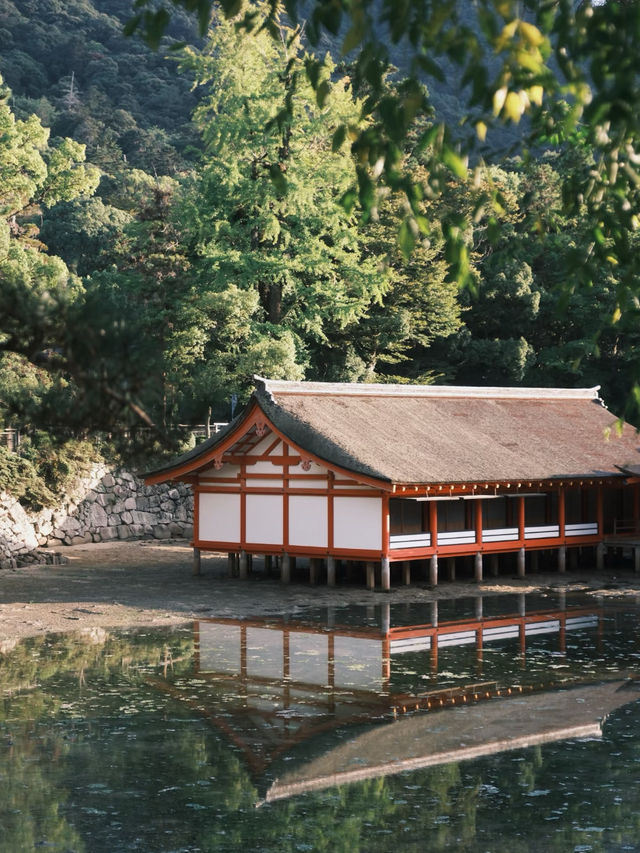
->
1, 591, 640, 852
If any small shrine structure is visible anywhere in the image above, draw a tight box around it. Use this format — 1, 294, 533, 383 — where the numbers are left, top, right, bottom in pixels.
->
145, 377, 640, 588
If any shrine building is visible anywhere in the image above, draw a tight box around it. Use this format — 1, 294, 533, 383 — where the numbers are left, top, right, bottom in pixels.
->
145, 377, 640, 588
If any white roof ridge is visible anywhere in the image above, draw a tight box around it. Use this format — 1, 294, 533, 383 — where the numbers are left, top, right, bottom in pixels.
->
253, 376, 601, 401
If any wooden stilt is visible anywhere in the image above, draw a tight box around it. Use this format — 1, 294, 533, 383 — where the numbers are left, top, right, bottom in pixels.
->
281, 553, 291, 583
558, 546, 566, 573
596, 543, 605, 571
366, 561, 376, 590
635, 547, 640, 574
193, 547, 201, 577
474, 552, 483, 583
491, 554, 499, 577
381, 557, 391, 591
517, 547, 526, 578
429, 553, 438, 586
403, 561, 411, 585
227, 552, 235, 577
475, 596, 483, 620
327, 556, 336, 587
239, 550, 248, 580
264, 554, 272, 577
309, 557, 320, 585
448, 557, 456, 581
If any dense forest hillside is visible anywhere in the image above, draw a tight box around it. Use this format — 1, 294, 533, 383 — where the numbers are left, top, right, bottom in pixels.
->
0, 0, 201, 175
0, 0, 638, 476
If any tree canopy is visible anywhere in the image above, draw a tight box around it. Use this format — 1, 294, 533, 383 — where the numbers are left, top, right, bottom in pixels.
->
125, 0, 640, 407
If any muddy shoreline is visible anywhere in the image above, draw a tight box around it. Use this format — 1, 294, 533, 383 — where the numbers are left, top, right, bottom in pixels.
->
0, 539, 638, 643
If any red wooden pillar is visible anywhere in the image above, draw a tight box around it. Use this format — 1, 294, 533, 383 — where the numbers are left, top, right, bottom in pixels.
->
517, 496, 525, 542
429, 500, 438, 547
475, 499, 483, 545
558, 486, 566, 539
597, 484, 604, 535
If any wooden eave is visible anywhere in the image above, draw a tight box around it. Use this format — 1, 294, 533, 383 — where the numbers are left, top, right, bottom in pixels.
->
145, 399, 393, 492
391, 475, 624, 497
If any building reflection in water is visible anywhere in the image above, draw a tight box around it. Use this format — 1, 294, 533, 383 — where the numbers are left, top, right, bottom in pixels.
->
149, 594, 639, 802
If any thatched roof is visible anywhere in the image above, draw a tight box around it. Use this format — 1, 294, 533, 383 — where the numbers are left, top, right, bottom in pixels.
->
147, 378, 640, 486
262, 680, 636, 802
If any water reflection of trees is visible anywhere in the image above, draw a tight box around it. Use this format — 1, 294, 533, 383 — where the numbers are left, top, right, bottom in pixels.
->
1, 625, 640, 851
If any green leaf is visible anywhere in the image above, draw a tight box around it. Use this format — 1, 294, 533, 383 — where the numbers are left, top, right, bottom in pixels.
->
268, 163, 287, 195
332, 125, 347, 152
398, 219, 415, 259
316, 80, 331, 108
442, 147, 468, 179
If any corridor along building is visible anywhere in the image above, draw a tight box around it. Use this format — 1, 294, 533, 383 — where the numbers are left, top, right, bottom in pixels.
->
145, 377, 640, 588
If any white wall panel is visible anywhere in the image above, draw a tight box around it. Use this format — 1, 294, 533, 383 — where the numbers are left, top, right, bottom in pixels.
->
291, 478, 327, 490
245, 478, 284, 489
288, 495, 328, 548
199, 493, 240, 542
333, 496, 382, 550
250, 460, 284, 473
245, 494, 283, 545
247, 434, 276, 455
199, 464, 240, 479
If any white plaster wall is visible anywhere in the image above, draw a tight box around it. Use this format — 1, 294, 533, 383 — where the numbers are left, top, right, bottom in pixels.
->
247, 434, 277, 455
198, 623, 241, 673
289, 632, 329, 685
199, 493, 240, 542
245, 478, 284, 489
249, 460, 283, 473
245, 494, 283, 545
333, 496, 382, 550
288, 495, 328, 548
291, 478, 326, 490
199, 463, 240, 479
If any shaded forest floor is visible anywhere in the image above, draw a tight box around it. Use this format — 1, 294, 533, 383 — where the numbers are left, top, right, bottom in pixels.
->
0, 539, 639, 644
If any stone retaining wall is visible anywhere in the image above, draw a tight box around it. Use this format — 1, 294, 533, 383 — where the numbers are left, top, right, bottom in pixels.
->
0, 465, 193, 568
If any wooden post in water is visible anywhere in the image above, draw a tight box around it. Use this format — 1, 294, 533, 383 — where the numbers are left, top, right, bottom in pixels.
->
474, 552, 483, 582
429, 553, 438, 586
517, 547, 526, 577
491, 554, 499, 577
558, 546, 566, 573
596, 543, 605, 571
193, 547, 201, 576
281, 553, 291, 583
403, 561, 411, 585
366, 561, 376, 590
327, 557, 336, 587
448, 557, 456, 581
239, 551, 248, 580
309, 557, 320, 585
381, 557, 391, 591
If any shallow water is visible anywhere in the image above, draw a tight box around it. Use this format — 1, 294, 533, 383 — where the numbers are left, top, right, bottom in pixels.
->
1, 591, 640, 852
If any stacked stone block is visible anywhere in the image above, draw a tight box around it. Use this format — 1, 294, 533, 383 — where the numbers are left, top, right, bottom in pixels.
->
0, 467, 193, 568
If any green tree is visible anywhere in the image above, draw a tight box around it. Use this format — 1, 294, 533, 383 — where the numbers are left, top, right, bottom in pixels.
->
177, 11, 388, 386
